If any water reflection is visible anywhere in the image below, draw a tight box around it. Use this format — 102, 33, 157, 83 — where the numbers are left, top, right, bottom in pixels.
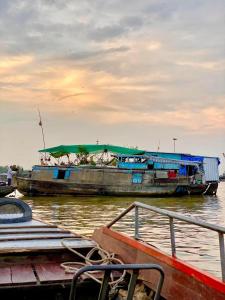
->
24, 182, 225, 279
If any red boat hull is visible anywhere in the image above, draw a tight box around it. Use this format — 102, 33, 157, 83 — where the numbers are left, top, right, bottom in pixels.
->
93, 227, 225, 300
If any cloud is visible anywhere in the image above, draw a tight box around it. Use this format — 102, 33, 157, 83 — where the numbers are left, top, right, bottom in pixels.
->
0, 0, 224, 134
0, 55, 33, 71
120, 16, 144, 29
59, 46, 130, 61
176, 60, 225, 71
90, 103, 225, 134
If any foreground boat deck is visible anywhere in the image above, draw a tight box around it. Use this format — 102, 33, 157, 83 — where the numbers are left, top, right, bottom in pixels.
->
1, 199, 225, 300
0, 219, 96, 290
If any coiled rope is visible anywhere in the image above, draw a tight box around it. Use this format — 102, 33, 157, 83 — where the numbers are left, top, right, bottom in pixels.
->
60, 238, 126, 286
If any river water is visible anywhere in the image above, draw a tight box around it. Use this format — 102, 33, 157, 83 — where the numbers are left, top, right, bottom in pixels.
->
24, 182, 225, 280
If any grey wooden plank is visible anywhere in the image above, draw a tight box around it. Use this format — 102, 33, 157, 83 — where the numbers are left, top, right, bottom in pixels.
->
0, 232, 76, 241
0, 227, 71, 234
0, 219, 48, 228
0, 238, 96, 253
0, 219, 53, 229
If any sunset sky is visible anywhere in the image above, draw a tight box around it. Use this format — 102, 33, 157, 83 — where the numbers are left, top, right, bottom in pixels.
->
0, 0, 225, 171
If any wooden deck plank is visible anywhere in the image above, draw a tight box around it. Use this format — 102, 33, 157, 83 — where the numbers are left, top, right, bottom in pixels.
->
0, 238, 96, 253
0, 233, 76, 241
35, 263, 116, 283
0, 228, 73, 234
35, 263, 74, 282
11, 265, 37, 284
0, 220, 50, 228
0, 224, 56, 229
0, 267, 11, 285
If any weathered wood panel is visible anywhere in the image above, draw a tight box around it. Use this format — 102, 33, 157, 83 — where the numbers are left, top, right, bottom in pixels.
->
0, 233, 75, 241
0, 228, 71, 234
11, 265, 36, 284
35, 263, 74, 282
0, 267, 11, 285
0, 238, 96, 253
35, 262, 121, 284
0, 219, 52, 228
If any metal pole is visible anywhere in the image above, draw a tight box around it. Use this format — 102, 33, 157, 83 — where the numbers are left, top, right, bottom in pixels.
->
173, 138, 177, 152
135, 206, 139, 239
169, 217, 176, 257
218, 232, 225, 281
107, 203, 135, 228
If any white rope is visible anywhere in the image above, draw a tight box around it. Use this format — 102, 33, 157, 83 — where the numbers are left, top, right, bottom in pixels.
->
202, 182, 211, 195
60, 238, 126, 286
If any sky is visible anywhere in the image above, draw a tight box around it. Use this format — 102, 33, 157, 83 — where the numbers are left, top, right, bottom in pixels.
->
0, 0, 225, 172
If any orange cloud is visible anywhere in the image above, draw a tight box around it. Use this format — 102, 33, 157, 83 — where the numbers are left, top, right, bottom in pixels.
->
0, 52, 224, 136
0, 55, 33, 72
94, 104, 225, 133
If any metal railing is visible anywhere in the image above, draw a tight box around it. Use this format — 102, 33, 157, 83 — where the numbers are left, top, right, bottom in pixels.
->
69, 264, 164, 300
107, 201, 225, 282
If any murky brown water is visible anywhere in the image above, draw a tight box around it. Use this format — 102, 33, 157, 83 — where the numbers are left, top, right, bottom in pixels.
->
24, 182, 225, 280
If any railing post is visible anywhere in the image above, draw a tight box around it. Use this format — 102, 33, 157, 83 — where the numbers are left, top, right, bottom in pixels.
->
169, 217, 176, 257
134, 205, 139, 239
218, 232, 225, 281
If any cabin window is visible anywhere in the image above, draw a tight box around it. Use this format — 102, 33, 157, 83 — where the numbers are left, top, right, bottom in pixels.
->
57, 170, 66, 179
132, 173, 143, 184
53, 168, 70, 179
148, 164, 154, 170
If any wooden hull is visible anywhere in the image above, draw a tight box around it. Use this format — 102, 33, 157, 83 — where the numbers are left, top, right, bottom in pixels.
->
16, 165, 218, 197
16, 177, 180, 196
16, 176, 215, 197
93, 227, 225, 300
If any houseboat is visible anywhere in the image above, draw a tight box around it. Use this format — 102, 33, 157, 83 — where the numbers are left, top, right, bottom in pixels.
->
16, 144, 220, 196
0, 198, 225, 299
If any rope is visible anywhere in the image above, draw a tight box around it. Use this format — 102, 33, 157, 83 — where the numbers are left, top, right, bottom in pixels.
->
60, 238, 126, 286
202, 182, 211, 195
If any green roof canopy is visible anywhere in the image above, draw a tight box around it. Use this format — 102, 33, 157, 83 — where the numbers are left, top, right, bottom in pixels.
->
39, 144, 145, 158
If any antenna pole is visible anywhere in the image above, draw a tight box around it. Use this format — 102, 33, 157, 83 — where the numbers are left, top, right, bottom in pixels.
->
173, 138, 177, 152
157, 140, 160, 152
38, 108, 46, 156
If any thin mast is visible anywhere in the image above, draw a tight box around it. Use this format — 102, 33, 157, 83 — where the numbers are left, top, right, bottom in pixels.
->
38, 108, 46, 154
157, 140, 160, 152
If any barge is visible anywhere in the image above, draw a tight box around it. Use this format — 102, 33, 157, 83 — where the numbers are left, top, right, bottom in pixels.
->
0, 198, 225, 299
16, 144, 219, 197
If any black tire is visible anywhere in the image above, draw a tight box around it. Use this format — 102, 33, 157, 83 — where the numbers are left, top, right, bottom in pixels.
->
0, 198, 32, 223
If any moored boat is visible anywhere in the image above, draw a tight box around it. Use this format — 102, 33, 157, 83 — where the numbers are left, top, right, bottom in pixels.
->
0, 172, 15, 197
0, 185, 15, 197
16, 144, 220, 197
220, 172, 225, 181
0, 198, 225, 299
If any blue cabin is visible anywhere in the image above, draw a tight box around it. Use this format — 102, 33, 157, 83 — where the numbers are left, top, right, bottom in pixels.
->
145, 152, 181, 170
117, 155, 148, 170
145, 151, 220, 182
